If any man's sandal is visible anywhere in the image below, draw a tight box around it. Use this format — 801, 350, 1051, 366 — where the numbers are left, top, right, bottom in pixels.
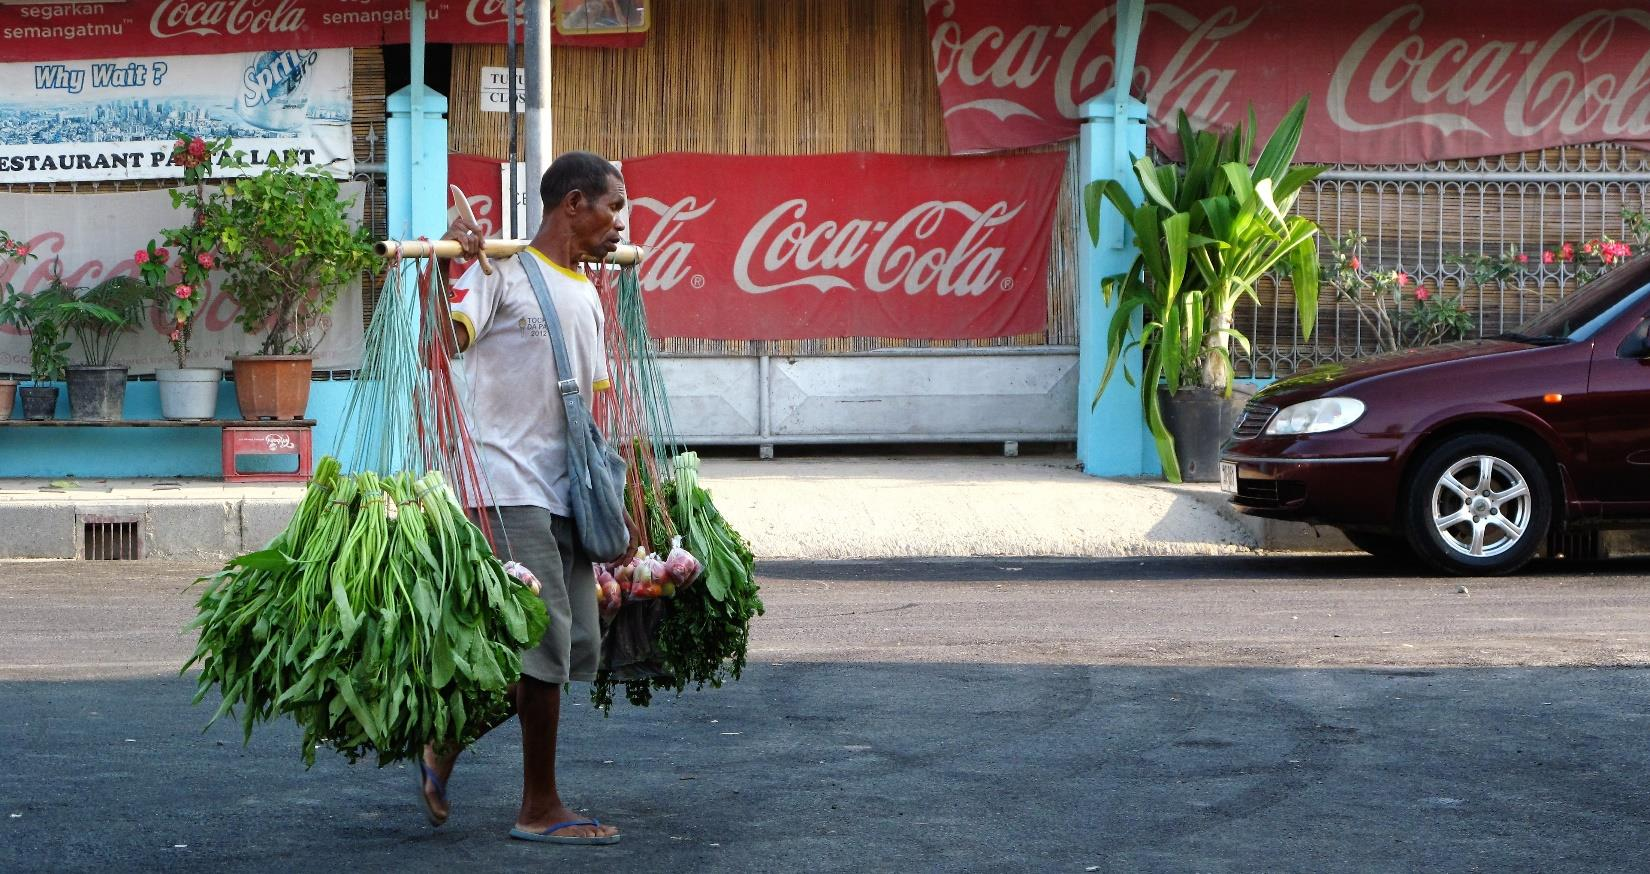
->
509, 819, 621, 845
417, 761, 448, 827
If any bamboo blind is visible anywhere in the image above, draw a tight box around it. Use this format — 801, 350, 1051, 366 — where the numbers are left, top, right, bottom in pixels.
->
447, 0, 1080, 354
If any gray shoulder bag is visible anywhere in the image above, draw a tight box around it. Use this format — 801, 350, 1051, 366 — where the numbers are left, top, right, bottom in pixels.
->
519, 254, 631, 563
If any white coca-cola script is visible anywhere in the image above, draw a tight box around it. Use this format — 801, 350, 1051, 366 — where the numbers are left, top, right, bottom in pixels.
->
732, 198, 1024, 297
1329, 5, 1650, 140
150, 0, 306, 38
927, 0, 1250, 128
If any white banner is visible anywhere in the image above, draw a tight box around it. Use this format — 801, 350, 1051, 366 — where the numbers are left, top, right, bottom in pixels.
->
0, 187, 366, 375
0, 49, 354, 183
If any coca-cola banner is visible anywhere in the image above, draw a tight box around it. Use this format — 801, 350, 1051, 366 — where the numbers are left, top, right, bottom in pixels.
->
927, 1, 1650, 163
0, 0, 643, 64
449, 152, 1064, 339
0, 186, 366, 374
0, 49, 353, 183
622, 152, 1062, 340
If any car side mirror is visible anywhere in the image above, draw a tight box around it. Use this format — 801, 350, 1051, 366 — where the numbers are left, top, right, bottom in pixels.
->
1618, 319, 1650, 360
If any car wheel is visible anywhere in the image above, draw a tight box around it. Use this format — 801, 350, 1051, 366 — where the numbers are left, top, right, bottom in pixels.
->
1403, 434, 1551, 576
1340, 530, 1414, 564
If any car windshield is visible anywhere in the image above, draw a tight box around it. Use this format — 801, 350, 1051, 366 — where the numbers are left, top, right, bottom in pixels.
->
1511, 256, 1650, 341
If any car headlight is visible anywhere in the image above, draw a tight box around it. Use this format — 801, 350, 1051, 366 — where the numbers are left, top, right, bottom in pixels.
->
1264, 398, 1366, 435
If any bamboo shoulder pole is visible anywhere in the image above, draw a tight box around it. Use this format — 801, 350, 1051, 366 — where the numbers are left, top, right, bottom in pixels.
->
375, 239, 644, 265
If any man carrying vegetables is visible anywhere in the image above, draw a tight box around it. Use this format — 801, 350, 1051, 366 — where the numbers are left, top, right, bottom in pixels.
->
423, 151, 627, 845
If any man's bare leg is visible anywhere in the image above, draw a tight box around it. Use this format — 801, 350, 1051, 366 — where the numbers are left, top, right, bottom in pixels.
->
514, 675, 619, 839
421, 682, 520, 824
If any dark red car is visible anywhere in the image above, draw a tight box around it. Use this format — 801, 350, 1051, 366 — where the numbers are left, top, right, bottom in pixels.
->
1222, 255, 1650, 575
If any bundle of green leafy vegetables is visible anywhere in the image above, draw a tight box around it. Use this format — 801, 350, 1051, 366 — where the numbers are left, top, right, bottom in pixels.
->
591, 451, 765, 711
184, 456, 548, 766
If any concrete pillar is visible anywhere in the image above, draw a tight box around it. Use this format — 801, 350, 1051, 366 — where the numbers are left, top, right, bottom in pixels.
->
1075, 0, 1157, 478
385, 0, 449, 241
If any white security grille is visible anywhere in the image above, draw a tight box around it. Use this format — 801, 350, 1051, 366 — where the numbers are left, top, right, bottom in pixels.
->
1237, 143, 1650, 379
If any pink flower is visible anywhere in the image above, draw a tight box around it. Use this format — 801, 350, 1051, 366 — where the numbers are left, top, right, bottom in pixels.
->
169, 330, 181, 342
1516, 253, 1528, 264
1414, 285, 1430, 301
1395, 272, 1410, 287
1349, 256, 1361, 271
1561, 242, 1575, 261
188, 137, 206, 158
196, 252, 215, 269
174, 284, 192, 300
155, 247, 170, 262
134, 249, 150, 265
14, 245, 28, 257
1583, 240, 1597, 256
1542, 250, 1555, 264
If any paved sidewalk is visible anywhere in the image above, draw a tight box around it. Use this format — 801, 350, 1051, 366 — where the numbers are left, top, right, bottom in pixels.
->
0, 455, 1346, 560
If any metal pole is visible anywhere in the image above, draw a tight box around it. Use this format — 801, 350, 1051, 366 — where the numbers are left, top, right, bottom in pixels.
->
524, 0, 553, 228
505, 0, 520, 237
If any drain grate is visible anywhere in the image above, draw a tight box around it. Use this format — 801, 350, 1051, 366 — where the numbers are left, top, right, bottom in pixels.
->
81, 516, 143, 560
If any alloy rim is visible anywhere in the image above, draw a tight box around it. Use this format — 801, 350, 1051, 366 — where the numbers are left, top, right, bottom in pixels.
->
1430, 454, 1532, 559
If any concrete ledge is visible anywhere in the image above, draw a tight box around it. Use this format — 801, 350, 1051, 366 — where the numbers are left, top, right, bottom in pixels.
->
0, 479, 306, 562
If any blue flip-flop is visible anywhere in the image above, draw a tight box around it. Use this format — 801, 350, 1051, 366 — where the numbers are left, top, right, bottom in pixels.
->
418, 761, 448, 827
509, 819, 621, 845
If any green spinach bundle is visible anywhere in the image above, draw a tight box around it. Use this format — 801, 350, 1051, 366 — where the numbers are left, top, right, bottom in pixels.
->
184, 457, 548, 766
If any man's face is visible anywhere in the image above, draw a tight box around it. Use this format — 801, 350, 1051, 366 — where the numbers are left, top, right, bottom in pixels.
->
572, 174, 627, 261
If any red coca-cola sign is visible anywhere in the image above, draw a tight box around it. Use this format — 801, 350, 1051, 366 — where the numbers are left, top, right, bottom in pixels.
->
0, 0, 642, 62
926, 1, 1650, 163
448, 152, 1063, 340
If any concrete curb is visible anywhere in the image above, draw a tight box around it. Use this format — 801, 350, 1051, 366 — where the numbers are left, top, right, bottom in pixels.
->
0, 462, 1348, 562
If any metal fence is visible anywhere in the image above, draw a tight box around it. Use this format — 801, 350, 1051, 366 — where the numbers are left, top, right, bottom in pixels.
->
1236, 143, 1650, 379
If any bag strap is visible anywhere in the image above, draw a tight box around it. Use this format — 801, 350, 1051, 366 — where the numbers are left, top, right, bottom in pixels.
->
519, 251, 597, 489
518, 250, 583, 400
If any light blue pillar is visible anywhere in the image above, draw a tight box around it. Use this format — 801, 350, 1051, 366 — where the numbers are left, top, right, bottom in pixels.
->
1076, 0, 1156, 478
385, 1, 449, 241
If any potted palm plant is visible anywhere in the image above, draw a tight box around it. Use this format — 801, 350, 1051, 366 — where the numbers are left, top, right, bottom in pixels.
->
1085, 97, 1323, 482
0, 279, 71, 420
207, 151, 375, 419
59, 274, 151, 420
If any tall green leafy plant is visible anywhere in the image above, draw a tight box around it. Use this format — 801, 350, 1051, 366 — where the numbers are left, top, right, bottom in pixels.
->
1083, 97, 1323, 482
208, 152, 376, 356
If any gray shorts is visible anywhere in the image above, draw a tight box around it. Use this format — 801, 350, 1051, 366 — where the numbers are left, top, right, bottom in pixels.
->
482, 506, 601, 684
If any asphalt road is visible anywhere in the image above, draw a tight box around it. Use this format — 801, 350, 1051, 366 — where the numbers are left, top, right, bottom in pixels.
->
4, 556, 1650, 873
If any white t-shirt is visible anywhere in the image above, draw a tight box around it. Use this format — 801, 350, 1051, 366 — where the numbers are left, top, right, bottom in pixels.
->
449, 249, 611, 514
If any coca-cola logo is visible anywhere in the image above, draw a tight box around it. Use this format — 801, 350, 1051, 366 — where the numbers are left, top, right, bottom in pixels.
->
465, 0, 521, 27
150, 0, 306, 38
1329, 5, 1650, 139
732, 198, 1023, 297
629, 196, 716, 292
927, 1, 1250, 127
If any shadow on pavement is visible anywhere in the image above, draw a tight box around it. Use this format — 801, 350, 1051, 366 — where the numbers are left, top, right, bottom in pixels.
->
5, 662, 1648, 873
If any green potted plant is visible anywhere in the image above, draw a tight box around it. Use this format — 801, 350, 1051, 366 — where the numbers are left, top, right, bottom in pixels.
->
207, 150, 375, 419
1085, 97, 1323, 482
0, 230, 33, 420
58, 274, 151, 420
142, 134, 230, 421
0, 277, 71, 420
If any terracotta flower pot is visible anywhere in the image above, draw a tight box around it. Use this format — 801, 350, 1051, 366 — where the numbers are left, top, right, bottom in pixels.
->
0, 379, 15, 421
230, 355, 312, 420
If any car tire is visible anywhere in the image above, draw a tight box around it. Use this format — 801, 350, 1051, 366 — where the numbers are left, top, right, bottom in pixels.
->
1402, 433, 1551, 576
1340, 530, 1415, 564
